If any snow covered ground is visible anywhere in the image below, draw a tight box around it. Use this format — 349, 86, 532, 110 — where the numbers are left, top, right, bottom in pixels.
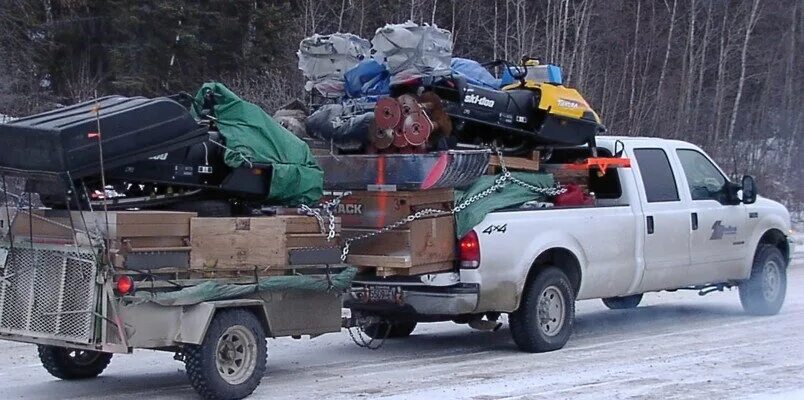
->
0, 257, 802, 400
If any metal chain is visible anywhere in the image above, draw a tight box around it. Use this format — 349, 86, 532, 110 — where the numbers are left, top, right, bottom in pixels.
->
346, 324, 390, 350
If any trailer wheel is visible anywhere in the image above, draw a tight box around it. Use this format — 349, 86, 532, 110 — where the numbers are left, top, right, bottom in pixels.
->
185, 309, 267, 400
363, 321, 417, 339
739, 244, 787, 316
602, 294, 643, 310
509, 267, 575, 353
37, 346, 112, 380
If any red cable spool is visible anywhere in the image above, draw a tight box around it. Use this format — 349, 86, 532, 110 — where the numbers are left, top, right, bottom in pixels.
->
375, 97, 402, 130
402, 111, 433, 146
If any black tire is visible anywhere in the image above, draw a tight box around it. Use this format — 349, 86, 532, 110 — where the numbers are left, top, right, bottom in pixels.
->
184, 309, 267, 400
170, 199, 233, 217
602, 294, 643, 310
739, 245, 787, 316
509, 267, 575, 353
363, 321, 418, 339
37, 346, 113, 380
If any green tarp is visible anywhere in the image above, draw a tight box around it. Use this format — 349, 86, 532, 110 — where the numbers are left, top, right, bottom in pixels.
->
192, 82, 323, 205
138, 267, 357, 306
454, 172, 555, 237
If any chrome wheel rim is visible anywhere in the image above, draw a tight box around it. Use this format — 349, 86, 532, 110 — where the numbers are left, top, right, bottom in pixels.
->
215, 325, 258, 385
538, 285, 566, 337
762, 260, 782, 302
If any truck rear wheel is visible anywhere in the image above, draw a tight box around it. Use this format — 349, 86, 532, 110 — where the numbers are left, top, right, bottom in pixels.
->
739, 245, 787, 316
185, 309, 267, 400
363, 321, 417, 339
509, 267, 575, 353
37, 346, 112, 380
602, 294, 643, 310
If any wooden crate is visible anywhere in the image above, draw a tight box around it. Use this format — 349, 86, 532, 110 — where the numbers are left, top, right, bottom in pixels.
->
7, 209, 196, 245
190, 215, 339, 270
342, 215, 456, 275
324, 189, 453, 229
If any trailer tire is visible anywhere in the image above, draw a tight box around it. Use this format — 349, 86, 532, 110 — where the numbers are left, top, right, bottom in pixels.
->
739, 244, 787, 316
363, 321, 417, 339
184, 309, 267, 400
37, 346, 112, 380
602, 294, 643, 310
509, 267, 575, 353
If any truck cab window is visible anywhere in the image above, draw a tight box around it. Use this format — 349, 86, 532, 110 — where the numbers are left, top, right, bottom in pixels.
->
676, 149, 728, 203
633, 148, 680, 202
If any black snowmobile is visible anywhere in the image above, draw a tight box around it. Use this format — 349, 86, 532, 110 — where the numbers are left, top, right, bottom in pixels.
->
0, 94, 272, 216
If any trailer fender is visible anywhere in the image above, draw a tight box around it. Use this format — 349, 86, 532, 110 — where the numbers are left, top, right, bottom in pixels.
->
177, 299, 269, 345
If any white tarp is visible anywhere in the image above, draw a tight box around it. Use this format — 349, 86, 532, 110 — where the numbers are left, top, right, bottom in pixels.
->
371, 21, 453, 84
297, 33, 371, 98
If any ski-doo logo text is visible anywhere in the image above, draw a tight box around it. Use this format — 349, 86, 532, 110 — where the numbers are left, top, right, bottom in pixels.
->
148, 153, 169, 161
464, 94, 495, 108
557, 99, 580, 109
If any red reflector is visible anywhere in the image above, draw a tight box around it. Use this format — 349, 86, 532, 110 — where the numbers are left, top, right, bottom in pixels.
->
459, 230, 480, 268
116, 276, 134, 295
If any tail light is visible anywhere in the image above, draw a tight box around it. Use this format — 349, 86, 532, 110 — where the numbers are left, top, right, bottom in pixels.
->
116, 275, 134, 295
459, 230, 481, 268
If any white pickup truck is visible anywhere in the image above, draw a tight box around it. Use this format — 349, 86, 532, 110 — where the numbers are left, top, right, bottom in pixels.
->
346, 136, 795, 352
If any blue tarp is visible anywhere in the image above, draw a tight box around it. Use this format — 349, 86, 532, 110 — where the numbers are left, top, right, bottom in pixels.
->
344, 60, 390, 98
450, 58, 501, 89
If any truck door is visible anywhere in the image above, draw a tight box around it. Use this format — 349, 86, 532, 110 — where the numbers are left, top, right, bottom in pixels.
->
674, 148, 750, 282
631, 147, 692, 291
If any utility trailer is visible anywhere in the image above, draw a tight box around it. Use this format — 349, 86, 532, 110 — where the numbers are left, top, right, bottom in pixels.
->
0, 224, 351, 400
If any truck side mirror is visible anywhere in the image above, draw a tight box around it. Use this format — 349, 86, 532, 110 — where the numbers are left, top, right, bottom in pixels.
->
741, 175, 757, 204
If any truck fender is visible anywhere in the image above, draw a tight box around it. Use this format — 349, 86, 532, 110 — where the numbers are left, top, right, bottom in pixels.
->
513, 232, 588, 309
743, 214, 791, 278
176, 299, 271, 345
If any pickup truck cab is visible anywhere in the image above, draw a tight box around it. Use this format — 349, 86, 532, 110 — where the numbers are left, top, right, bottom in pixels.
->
347, 136, 795, 352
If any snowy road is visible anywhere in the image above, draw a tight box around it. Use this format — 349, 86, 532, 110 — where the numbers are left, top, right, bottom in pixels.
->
1, 258, 803, 400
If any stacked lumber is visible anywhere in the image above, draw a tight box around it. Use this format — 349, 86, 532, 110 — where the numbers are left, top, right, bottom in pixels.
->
327, 189, 457, 277
189, 215, 340, 275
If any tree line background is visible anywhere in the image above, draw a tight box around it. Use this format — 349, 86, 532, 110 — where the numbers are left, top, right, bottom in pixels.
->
0, 0, 801, 214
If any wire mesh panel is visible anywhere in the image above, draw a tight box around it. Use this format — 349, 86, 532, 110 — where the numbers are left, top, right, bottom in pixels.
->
0, 245, 98, 343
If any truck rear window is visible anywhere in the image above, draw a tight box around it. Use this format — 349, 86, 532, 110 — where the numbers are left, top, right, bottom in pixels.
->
633, 148, 679, 202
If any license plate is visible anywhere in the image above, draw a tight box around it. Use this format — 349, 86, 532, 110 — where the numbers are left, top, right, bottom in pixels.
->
368, 285, 397, 302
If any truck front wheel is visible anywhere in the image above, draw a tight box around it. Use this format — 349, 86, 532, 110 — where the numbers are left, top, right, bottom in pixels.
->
739, 245, 787, 316
37, 346, 112, 380
184, 309, 267, 400
509, 267, 575, 353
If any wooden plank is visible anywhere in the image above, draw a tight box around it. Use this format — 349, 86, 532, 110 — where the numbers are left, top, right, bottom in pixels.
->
488, 152, 540, 172
374, 261, 455, 277
347, 254, 412, 268
190, 217, 287, 269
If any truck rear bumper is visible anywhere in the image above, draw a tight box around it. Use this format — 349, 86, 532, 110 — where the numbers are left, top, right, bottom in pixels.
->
345, 282, 480, 318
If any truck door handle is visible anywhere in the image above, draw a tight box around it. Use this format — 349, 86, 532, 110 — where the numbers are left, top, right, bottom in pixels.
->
691, 212, 698, 230
646, 216, 654, 234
